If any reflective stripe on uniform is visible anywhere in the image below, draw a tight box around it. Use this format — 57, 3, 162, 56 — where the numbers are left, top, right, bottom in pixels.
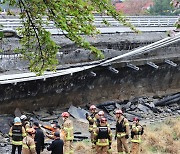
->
89, 125, 93, 131
94, 132, 98, 136
65, 150, 74, 154
117, 132, 126, 138
22, 132, 26, 137
96, 139, 109, 146
12, 140, 23, 145
93, 123, 97, 129
124, 122, 129, 126
131, 139, 141, 143
64, 127, 74, 141
108, 149, 112, 154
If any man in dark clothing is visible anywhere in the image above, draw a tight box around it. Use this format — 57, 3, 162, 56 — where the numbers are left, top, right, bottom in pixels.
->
33, 122, 45, 154
47, 132, 64, 154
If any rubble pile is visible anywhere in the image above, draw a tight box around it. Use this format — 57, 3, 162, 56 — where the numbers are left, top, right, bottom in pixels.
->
0, 92, 179, 153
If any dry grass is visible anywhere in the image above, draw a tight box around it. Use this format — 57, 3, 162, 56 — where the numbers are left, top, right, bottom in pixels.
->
141, 117, 180, 154
73, 117, 180, 154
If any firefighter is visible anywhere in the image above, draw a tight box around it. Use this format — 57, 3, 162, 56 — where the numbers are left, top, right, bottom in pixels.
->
61, 112, 74, 154
22, 128, 36, 154
94, 117, 112, 154
85, 105, 98, 147
20, 115, 31, 131
93, 110, 105, 128
130, 117, 144, 154
115, 109, 130, 154
9, 117, 26, 154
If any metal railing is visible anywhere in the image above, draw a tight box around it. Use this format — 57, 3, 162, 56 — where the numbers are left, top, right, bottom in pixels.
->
0, 16, 178, 30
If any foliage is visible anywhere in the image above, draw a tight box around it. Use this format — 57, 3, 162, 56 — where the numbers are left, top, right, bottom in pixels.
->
170, 0, 180, 30
0, 0, 137, 75
149, 0, 180, 15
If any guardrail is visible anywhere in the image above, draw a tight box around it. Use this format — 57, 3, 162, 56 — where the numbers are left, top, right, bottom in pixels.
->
94, 16, 179, 27
0, 16, 178, 30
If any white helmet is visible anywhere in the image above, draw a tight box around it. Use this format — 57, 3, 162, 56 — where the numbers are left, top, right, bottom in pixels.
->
20, 115, 27, 120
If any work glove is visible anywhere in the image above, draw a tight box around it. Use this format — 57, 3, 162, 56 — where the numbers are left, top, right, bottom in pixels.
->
109, 143, 111, 149
85, 113, 89, 119
125, 134, 129, 139
114, 135, 117, 140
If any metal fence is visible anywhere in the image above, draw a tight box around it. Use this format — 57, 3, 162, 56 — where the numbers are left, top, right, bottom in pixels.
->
0, 16, 178, 30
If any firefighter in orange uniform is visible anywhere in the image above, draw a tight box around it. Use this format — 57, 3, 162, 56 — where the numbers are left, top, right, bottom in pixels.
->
94, 117, 112, 154
22, 128, 36, 154
115, 109, 130, 154
130, 117, 144, 154
61, 112, 74, 154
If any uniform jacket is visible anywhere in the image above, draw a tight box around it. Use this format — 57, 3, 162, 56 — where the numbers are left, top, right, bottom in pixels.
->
9, 123, 26, 145
116, 116, 130, 137
94, 125, 112, 146
131, 123, 143, 143
62, 118, 74, 141
22, 135, 36, 154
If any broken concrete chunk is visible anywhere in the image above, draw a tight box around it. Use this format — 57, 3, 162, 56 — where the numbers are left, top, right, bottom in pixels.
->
137, 104, 150, 113
68, 105, 88, 123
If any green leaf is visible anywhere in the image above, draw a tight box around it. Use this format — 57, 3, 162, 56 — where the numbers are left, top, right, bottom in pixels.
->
0, 31, 4, 38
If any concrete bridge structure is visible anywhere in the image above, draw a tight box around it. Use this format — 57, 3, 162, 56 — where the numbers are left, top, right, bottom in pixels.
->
0, 16, 179, 113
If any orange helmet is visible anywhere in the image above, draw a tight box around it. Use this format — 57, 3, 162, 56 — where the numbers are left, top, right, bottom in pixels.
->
115, 109, 123, 114
101, 117, 107, 123
98, 111, 104, 116
27, 128, 36, 134
90, 105, 96, 110
133, 117, 139, 122
61, 112, 69, 117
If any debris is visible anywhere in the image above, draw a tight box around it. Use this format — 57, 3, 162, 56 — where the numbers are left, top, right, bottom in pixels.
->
137, 104, 150, 113
68, 105, 88, 123
40, 115, 59, 121
0, 115, 13, 134
154, 93, 180, 106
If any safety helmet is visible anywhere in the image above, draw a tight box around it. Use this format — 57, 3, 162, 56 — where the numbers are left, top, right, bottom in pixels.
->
14, 117, 21, 123
115, 109, 123, 114
61, 112, 70, 117
90, 105, 96, 110
20, 115, 27, 120
100, 117, 107, 123
133, 117, 139, 122
27, 128, 36, 135
98, 111, 104, 116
